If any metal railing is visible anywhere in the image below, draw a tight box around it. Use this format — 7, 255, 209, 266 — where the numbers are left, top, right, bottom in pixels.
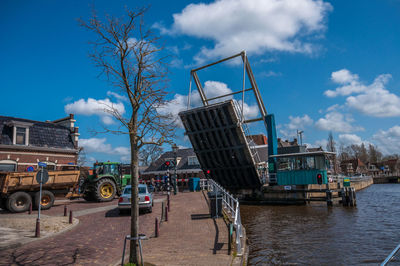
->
199, 178, 244, 255
381, 244, 400, 266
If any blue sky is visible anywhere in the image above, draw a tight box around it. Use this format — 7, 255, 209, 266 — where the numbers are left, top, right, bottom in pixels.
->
1, 0, 400, 164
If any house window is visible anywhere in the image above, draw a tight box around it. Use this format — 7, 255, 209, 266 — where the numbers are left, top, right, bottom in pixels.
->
0, 160, 17, 172
16, 127, 27, 145
188, 156, 199, 166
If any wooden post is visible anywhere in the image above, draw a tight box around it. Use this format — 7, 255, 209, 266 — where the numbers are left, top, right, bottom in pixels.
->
69, 210, 73, 224
167, 194, 170, 212
155, 218, 159, 237
64, 205, 67, 216
161, 201, 165, 221
165, 206, 168, 222
326, 190, 333, 206
35, 218, 40, 238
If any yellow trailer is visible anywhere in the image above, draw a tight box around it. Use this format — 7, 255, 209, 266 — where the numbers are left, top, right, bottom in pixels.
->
0, 170, 80, 213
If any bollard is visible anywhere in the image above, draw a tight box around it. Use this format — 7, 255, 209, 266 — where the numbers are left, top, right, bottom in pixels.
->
35, 218, 40, 237
64, 205, 67, 216
165, 206, 168, 222
167, 194, 170, 212
29, 203, 32, 215
69, 210, 73, 224
161, 202, 165, 221
155, 218, 159, 237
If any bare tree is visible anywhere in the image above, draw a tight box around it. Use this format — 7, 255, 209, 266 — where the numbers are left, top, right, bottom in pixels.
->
326, 132, 336, 153
79, 7, 174, 264
139, 144, 163, 166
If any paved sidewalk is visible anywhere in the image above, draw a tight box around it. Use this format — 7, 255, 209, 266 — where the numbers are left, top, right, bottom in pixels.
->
0, 192, 232, 266
139, 191, 231, 266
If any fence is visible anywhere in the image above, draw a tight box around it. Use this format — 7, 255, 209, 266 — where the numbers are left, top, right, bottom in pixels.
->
199, 178, 244, 255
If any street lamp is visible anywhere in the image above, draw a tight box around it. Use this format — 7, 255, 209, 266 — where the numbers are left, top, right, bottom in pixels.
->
172, 143, 178, 195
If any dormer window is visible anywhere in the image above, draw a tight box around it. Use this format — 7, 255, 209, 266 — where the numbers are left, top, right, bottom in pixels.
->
188, 156, 199, 166
16, 127, 27, 145
7, 120, 33, 146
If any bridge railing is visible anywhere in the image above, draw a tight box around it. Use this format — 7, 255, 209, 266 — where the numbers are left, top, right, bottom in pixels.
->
199, 178, 244, 255
381, 243, 400, 266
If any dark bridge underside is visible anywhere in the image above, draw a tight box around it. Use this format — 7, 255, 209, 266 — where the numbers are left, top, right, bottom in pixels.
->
179, 100, 262, 190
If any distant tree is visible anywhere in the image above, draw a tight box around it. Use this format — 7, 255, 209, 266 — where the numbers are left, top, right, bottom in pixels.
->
139, 144, 163, 166
368, 144, 382, 163
359, 143, 368, 163
326, 132, 336, 153
79, 7, 174, 264
338, 144, 350, 161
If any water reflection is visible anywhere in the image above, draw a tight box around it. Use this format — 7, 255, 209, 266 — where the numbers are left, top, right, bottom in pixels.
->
241, 184, 400, 265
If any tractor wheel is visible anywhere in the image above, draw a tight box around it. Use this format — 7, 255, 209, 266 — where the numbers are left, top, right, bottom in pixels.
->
94, 178, 116, 202
6, 191, 32, 213
34, 190, 55, 210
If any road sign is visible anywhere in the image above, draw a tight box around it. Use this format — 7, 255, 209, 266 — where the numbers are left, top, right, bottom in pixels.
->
38, 162, 47, 168
26, 166, 34, 172
36, 169, 49, 184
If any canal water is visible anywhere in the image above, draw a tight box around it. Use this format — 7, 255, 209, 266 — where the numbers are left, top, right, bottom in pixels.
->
240, 184, 400, 265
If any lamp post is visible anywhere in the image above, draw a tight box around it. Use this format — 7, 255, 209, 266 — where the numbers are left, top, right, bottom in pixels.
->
172, 143, 178, 195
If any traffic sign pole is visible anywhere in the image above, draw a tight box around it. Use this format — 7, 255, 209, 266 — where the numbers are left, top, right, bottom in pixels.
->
35, 162, 48, 238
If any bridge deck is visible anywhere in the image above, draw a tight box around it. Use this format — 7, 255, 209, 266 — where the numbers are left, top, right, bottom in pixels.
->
179, 100, 262, 189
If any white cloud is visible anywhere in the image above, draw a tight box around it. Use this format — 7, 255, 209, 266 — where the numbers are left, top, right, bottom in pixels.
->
157, 80, 259, 127
259, 71, 282, 78
165, 0, 332, 64
324, 69, 366, 97
65, 98, 125, 125
346, 75, 400, 117
315, 112, 363, 133
279, 114, 314, 138
331, 69, 359, 84
338, 134, 363, 146
324, 69, 400, 117
107, 91, 128, 102
372, 126, 400, 155
79, 138, 130, 160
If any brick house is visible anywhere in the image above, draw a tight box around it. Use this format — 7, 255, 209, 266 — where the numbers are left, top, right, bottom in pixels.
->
0, 114, 79, 172
141, 148, 205, 180
340, 159, 368, 175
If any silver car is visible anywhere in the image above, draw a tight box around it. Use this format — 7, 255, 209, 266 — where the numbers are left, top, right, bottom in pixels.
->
118, 184, 153, 214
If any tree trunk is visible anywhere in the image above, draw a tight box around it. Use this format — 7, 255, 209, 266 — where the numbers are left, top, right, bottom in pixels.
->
129, 135, 140, 264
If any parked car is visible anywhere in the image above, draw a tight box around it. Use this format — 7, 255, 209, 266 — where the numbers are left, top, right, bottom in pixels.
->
118, 184, 153, 214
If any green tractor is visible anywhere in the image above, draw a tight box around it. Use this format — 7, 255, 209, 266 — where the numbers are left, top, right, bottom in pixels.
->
82, 162, 131, 202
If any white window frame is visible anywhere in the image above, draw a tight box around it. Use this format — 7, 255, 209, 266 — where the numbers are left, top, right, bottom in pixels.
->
7, 121, 32, 146
0, 159, 17, 172
188, 156, 199, 166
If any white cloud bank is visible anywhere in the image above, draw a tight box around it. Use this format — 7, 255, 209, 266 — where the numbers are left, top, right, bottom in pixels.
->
65, 98, 125, 125
163, 0, 332, 64
315, 112, 363, 133
372, 126, 400, 155
279, 115, 314, 138
338, 134, 363, 146
79, 138, 130, 162
325, 69, 400, 117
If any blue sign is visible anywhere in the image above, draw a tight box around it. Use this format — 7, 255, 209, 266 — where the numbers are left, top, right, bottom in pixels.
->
68, 162, 74, 165
38, 162, 47, 168
26, 166, 34, 172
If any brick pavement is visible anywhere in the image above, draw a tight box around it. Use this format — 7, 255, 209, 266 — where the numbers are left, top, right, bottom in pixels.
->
0, 192, 232, 266
140, 191, 231, 266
